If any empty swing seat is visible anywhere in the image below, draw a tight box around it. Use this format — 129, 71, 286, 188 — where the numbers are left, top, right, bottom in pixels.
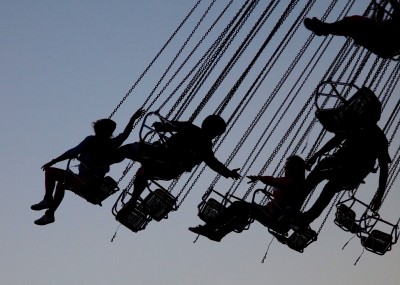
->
117, 203, 151, 233
334, 204, 360, 234
361, 230, 394, 255
198, 198, 226, 223
142, 188, 177, 221
286, 228, 318, 253
315, 87, 381, 133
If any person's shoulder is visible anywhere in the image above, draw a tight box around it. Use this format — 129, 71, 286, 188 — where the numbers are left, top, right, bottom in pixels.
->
83, 135, 96, 141
176, 121, 201, 132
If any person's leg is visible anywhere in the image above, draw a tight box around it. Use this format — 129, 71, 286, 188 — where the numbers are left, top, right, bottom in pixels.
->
303, 158, 335, 201
302, 180, 342, 225
109, 142, 142, 165
290, 158, 337, 230
116, 167, 149, 218
31, 167, 66, 210
35, 170, 89, 225
189, 201, 251, 241
304, 16, 373, 37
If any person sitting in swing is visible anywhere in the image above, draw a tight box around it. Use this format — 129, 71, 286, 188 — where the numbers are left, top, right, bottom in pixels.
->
31, 108, 146, 226
111, 114, 241, 219
290, 116, 391, 231
188, 155, 306, 242
303, 0, 400, 59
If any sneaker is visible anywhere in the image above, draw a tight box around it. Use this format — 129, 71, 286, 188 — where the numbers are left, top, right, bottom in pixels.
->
304, 17, 327, 36
34, 213, 55, 226
189, 225, 223, 242
188, 225, 212, 236
31, 199, 54, 211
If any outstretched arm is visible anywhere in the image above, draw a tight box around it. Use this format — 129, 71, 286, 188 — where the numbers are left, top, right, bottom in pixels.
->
247, 175, 288, 188
204, 155, 240, 179
114, 108, 146, 146
41, 138, 90, 171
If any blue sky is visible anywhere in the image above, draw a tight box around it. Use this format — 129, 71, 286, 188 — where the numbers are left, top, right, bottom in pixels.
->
1, 1, 400, 285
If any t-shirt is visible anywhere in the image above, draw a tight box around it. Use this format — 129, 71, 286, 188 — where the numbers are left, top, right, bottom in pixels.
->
333, 125, 391, 175
62, 132, 129, 178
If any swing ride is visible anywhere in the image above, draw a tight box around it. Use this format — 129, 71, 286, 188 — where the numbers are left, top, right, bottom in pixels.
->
52, 0, 400, 262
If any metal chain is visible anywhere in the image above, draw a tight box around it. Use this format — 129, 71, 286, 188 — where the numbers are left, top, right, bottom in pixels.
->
108, 0, 203, 119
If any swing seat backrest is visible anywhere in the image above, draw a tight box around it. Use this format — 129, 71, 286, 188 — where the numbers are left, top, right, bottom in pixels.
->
198, 198, 226, 224
361, 229, 393, 255
315, 87, 381, 133
252, 189, 292, 235
117, 202, 151, 233
334, 204, 360, 234
142, 188, 177, 221
286, 227, 318, 253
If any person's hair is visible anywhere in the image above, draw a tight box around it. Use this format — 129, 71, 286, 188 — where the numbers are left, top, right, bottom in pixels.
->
285, 155, 305, 181
201, 115, 227, 137
92, 119, 116, 138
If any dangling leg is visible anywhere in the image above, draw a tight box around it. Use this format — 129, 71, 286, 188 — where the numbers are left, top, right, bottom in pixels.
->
33, 168, 70, 225
189, 201, 252, 241
109, 142, 142, 165
302, 180, 343, 226
304, 16, 372, 37
31, 167, 65, 211
116, 167, 149, 219
290, 158, 336, 230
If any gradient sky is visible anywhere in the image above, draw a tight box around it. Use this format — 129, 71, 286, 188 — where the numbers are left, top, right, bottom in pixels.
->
2, 1, 400, 285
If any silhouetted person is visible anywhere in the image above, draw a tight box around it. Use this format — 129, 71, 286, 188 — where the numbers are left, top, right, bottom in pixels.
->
304, 0, 400, 59
188, 155, 306, 242
31, 108, 145, 225
291, 122, 390, 231
112, 114, 240, 218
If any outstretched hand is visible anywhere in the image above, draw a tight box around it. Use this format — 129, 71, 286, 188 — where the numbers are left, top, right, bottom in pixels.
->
131, 108, 146, 121
41, 160, 55, 171
230, 168, 241, 179
247, 175, 260, 183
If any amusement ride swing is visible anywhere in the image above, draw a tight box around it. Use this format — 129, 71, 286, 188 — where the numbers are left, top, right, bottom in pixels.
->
177, 0, 400, 260
91, 0, 400, 261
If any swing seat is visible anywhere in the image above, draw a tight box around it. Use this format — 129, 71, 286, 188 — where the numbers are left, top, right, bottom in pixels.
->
360, 229, 393, 255
142, 188, 177, 221
69, 175, 119, 206
334, 204, 360, 234
315, 87, 381, 133
117, 202, 151, 233
198, 198, 226, 223
252, 189, 292, 236
286, 227, 317, 253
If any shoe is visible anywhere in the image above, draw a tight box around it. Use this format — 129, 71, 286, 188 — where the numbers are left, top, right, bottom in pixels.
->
189, 225, 223, 242
188, 225, 211, 236
31, 199, 54, 211
304, 17, 327, 36
34, 213, 55, 226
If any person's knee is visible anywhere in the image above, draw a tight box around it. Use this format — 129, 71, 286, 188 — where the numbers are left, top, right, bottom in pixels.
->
46, 167, 66, 180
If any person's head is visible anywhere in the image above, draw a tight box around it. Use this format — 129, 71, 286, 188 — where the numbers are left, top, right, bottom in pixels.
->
285, 155, 305, 181
201, 115, 227, 138
92, 118, 116, 138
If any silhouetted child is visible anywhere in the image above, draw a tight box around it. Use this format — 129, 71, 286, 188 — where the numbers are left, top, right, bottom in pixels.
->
291, 122, 390, 231
111, 114, 240, 219
31, 108, 145, 225
188, 155, 305, 242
